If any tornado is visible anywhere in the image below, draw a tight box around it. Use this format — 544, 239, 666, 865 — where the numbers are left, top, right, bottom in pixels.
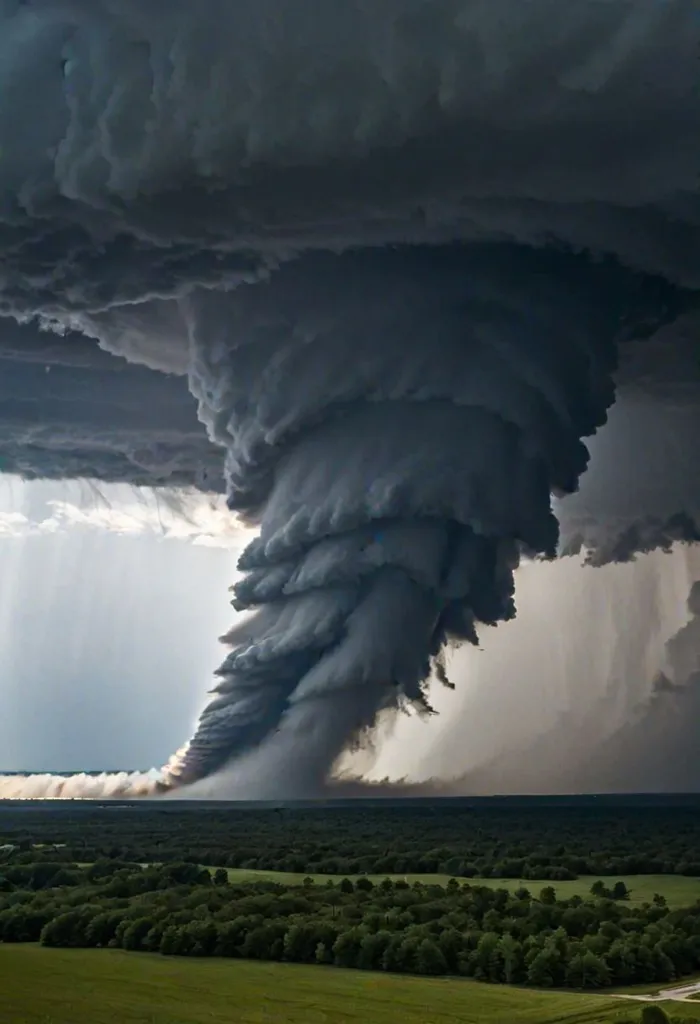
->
0, 0, 698, 798
161, 246, 680, 792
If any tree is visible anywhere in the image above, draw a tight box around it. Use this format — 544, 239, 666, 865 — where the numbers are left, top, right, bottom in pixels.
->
339, 878, 354, 894
443, 857, 464, 876
182, 920, 218, 957
539, 886, 557, 905
159, 925, 181, 956
562, 906, 597, 939
612, 881, 630, 901
470, 932, 502, 982
85, 912, 123, 948
213, 868, 228, 886
332, 927, 365, 968
29, 862, 64, 890
415, 938, 448, 976
241, 923, 286, 961
640, 1007, 670, 1024
51, 868, 81, 887
380, 931, 420, 972
437, 927, 464, 973
315, 941, 333, 964
143, 924, 165, 953
565, 950, 611, 989
605, 937, 640, 985
325, 889, 342, 919
284, 923, 324, 963
120, 917, 154, 952
40, 910, 91, 948
650, 943, 675, 984
357, 931, 392, 971
526, 944, 564, 988
394, 936, 421, 973
590, 880, 609, 898
0, 907, 50, 943
214, 917, 250, 958
498, 933, 522, 985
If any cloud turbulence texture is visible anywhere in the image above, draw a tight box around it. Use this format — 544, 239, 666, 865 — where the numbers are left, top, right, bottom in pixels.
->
0, 0, 699, 796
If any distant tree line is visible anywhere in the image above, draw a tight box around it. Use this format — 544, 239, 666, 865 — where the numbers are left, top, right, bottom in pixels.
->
2, 860, 700, 993
2, 804, 700, 879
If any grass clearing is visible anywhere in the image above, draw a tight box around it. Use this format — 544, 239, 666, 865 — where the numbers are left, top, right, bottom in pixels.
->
215, 868, 700, 908
0, 943, 681, 1024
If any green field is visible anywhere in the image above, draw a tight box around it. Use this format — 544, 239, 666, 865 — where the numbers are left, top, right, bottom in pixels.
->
3, 944, 696, 1024
214, 868, 700, 908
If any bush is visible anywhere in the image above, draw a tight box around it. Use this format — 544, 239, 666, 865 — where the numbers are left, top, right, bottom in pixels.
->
640, 1007, 670, 1024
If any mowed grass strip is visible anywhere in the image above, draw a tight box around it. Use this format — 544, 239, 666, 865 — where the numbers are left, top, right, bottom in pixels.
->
215, 869, 700, 908
0, 944, 655, 1024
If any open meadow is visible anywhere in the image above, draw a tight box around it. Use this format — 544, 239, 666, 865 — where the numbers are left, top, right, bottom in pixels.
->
2, 943, 695, 1024
216, 869, 700, 908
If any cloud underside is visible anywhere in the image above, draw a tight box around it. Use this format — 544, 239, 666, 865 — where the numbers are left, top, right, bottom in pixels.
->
0, 0, 696, 557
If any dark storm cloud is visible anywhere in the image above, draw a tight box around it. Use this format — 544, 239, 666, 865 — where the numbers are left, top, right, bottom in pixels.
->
0, 0, 698, 320
557, 321, 700, 564
0, 0, 698, 795
0, 319, 223, 489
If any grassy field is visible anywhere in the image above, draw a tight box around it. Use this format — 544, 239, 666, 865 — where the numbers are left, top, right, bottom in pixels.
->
3, 943, 696, 1024
214, 868, 700, 908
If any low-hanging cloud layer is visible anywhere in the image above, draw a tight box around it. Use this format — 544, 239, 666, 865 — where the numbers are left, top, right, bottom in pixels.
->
0, 0, 699, 798
0, 318, 223, 489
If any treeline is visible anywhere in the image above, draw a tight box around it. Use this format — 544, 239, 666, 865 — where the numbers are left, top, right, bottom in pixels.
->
2, 860, 700, 992
3, 804, 700, 878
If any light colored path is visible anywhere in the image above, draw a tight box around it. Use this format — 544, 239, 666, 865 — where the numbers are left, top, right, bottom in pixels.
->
612, 980, 700, 1004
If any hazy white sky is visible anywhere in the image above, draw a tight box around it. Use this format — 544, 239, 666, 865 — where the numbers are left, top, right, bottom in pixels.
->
362, 544, 699, 785
0, 477, 249, 772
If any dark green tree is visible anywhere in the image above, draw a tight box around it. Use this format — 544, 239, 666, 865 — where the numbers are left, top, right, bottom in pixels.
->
640, 1007, 670, 1024
415, 938, 448, 976
565, 950, 611, 989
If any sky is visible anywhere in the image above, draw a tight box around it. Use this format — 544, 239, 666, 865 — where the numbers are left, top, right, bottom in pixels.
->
360, 541, 700, 789
0, 473, 698, 790
0, 477, 245, 771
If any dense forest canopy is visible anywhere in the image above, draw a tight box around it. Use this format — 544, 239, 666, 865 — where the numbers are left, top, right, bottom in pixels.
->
2, 802, 700, 878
